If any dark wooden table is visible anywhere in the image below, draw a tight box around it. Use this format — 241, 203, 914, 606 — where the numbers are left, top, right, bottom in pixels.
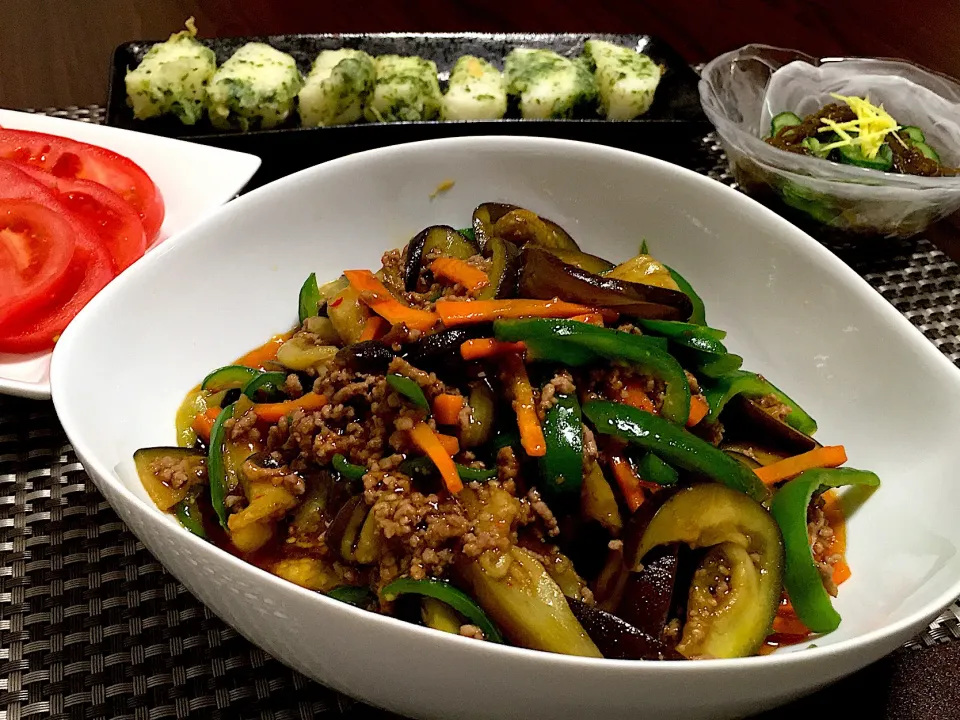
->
3, 2, 960, 717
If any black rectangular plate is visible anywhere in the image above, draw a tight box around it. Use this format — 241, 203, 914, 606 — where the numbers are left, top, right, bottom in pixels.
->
106, 33, 708, 190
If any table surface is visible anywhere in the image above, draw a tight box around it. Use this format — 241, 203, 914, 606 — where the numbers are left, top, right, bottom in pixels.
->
4, 4, 960, 718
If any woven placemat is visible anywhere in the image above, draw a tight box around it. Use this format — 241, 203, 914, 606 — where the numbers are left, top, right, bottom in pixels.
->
2, 107, 960, 720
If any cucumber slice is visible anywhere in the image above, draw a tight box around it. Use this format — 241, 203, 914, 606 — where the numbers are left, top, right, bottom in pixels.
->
801, 137, 830, 159
913, 141, 941, 163
837, 142, 893, 171
901, 125, 925, 143
202, 365, 261, 392
770, 111, 802, 136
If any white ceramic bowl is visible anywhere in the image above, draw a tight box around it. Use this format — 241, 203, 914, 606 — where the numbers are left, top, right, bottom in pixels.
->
50, 137, 960, 720
0, 109, 261, 399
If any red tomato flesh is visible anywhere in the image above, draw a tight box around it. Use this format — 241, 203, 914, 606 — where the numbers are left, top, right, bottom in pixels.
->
0, 128, 165, 242
0, 200, 77, 328
12, 162, 146, 271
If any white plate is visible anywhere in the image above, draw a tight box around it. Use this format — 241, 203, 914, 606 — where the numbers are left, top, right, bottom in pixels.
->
0, 109, 261, 399
51, 137, 960, 719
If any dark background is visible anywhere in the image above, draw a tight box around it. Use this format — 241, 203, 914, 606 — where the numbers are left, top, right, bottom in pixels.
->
3, 0, 960, 109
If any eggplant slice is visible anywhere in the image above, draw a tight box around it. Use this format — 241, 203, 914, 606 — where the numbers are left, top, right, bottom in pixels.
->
404, 225, 479, 291
519, 246, 692, 320
616, 543, 681, 639
566, 597, 680, 660
721, 395, 819, 457
473, 202, 580, 252
477, 236, 520, 300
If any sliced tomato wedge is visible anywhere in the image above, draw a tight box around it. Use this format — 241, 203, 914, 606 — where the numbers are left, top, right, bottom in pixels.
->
0, 233, 115, 352
0, 199, 77, 328
0, 128, 164, 242
12, 162, 147, 271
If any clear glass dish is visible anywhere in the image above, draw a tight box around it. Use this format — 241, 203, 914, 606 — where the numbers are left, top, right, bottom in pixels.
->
699, 44, 960, 238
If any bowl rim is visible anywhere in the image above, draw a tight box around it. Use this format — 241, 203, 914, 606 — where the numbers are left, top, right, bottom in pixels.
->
699, 43, 960, 191
50, 134, 960, 674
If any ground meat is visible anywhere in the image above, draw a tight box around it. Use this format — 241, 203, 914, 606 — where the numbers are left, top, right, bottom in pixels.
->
684, 370, 700, 395
496, 446, 521, 488
580, 586, 595, 605
615, 323, 644, 336
538, 370, 576, 418
757, 392, 792, 423
459, 624, 485, 641
379, 248, 407, 296
582, 425, 598, 473
150, 455, 206, 489
224, 493, 247, 511
662, 618, 682, 645
587, 365, 664, 411
526, 487, 560, 537
283, 373, 304, 399
608, 539, 624, 551
808, 498, 839, 597
227, 408, 261, 444
241, 456, 306, 496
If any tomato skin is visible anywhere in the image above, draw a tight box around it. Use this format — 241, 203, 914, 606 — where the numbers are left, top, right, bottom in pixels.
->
0, 199, 77, 327
0, 128, 165, 242
0, 233, 115, 352
11, 162, 147, 271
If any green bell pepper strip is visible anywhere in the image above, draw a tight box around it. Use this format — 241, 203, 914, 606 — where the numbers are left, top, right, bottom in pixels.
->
458, 227, 477, 242
539, 394, 583, 497
327, 585, 376, 608
636, 451, 679, 486
495, 319, 691, 425
386, 374, 430, 411
636, 319, 728, 355
583, 400, 767, 501
399, 456, 498, 483
676, 348, 744, 379
665, 266, 707, 326
298, 272, 321, 323
332, 454, 367, 481
769, 468, 880, 634
241, 371, 288, 399
207, 403, 236, 529
174, 494, 207, 539
701, 370, 817, 435
201, 365, 261, 392
382, 577, 504, 643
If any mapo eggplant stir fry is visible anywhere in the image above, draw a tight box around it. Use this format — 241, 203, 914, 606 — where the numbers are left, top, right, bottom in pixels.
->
135, 203, 880, 660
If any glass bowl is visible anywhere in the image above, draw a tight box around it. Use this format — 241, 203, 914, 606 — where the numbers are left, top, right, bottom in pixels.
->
699, 44, 960, 239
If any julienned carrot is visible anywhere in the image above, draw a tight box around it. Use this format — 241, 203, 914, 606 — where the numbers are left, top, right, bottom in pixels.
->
253, 393, 328, 423
437, 298, 617, 327
500, 352, 546, 457
191, 407, 221, 444
344, 269, 438, 331
753, 445, 848, 486
609, 455, 645, 512
433, 394, 465, 425
358, 315, 389, 342
569, 312, 605, 326
410, 422, 463, 494
621, 378, 655, 413
687, 394, 709, 427
436, 433, 460, 456
236, 333, 291, 369
430, 257, 490, 294
460, 338, 527, 361
822, 489, 851, 586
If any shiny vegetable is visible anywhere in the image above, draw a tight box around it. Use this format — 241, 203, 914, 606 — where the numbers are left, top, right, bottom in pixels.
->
336, 339, 395, 374
433, 393, 465, 425
437, 298, 612, 327
332, 453, 366, 481
276, 335, 338, 371
632, 484, 785, 658
666, 266, 707, 325
635, 319, 728, 355
606, 254, 679, 290
545, 247, 615, 275
581, 463, 622, 532
241, 371, 288, 399
207, 403, 236, 529
421, 596, 463, 634
133, 446, 206, 511
637, 452, 679, 486
430, 257, 490, 294
201, 365, 260, 392
495, 319, 691, 424
252, 392, 328, 422
472, 202, 580, 252
754, 445, 847, 486
458, 547, 600, 656
403, 225, 478, 291
344, 269, 438, 331
400, 455, 498, 483
500, 351, 546, 457
298, 272, 321, 323
327, 284, 370, 345
519, 246, 692, 320
460, 338, 527, 360
584, 400, 767, 501
410, 421, 464, 494
382, 577, 503, 643
769, 468, 880, 634
616, 544, 679, 637
174, 493, 207, 539
326, 585, 376, 608
386, 373, 430, 411
539, 393, 584, 497
701, 370, 817, 435
721, 396, 819, 456
461, 380, 496, 448
566, 597, 676, 660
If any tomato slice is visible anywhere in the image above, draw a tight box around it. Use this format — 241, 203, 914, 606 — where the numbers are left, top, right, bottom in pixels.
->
0, 199, 77, 328
0, 128, 165, 242
12, 162, 147, 271
0, 232, 115, 353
